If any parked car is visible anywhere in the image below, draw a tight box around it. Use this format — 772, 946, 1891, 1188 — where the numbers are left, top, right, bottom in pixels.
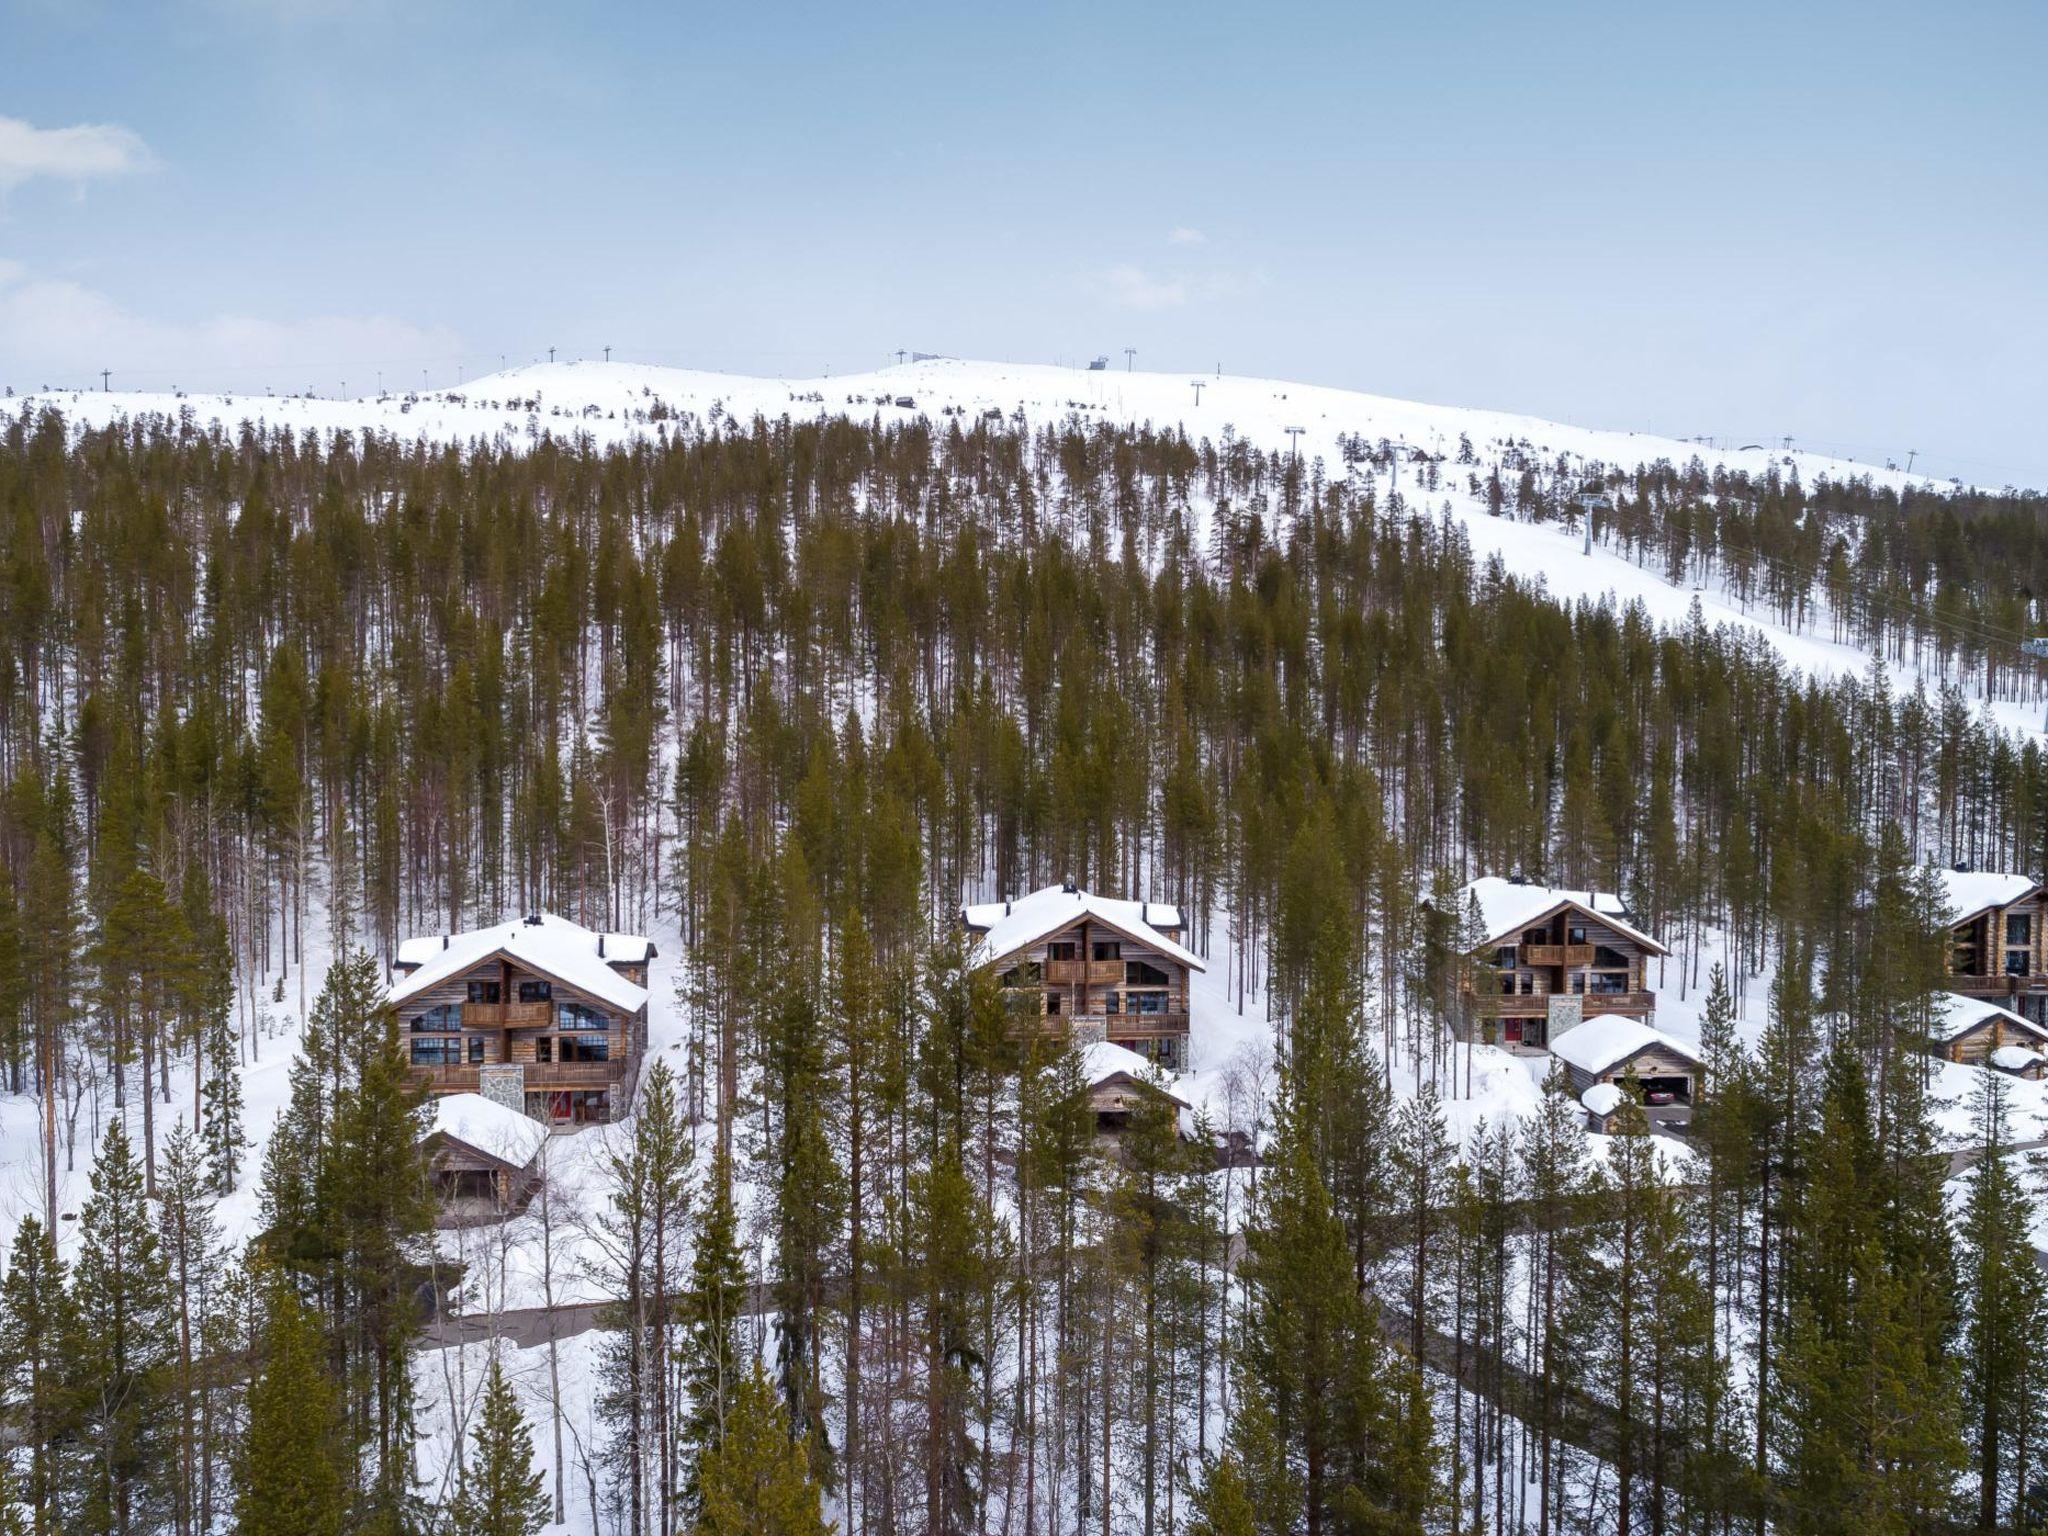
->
1642, 1088, 1677, 1106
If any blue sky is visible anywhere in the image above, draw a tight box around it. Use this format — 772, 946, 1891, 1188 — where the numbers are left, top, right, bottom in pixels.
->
3, 0, 2045, 485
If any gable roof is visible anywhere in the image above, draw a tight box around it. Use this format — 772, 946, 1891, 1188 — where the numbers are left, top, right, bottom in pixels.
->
962, 886, 1205, 973
420, 1093, 550, 1171
1581, 1082, 1628, 1117
1077, 1040, 1192, 1110
1931, 991, 2048, 1045
388, 913, 650, 1015
1550, 1016, 1702, 1078
1453, 877, 1668, 957
1991, 1044, 2045, 1072
1934, 869, 2043, 927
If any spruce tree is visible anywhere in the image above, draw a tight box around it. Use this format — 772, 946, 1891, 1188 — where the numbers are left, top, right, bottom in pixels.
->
447, 1357, 551, 1536
0, 1215, 75, 1536
235, 1279, 346, 1536
68, 1116, 174, 1536
692, 1366, 832, 1536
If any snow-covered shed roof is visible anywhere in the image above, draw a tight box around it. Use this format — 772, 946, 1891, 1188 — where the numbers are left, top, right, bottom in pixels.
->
1581, 1082, 1628, 1118
421, 1093, 550, 1169
1931, 992, 2048, 1045
1550, 1016, 1702, 1079
1453, 877, 1667, 957
1991, 1044, 2045, 1072
388, 913, 651, 1014
962, 886, 1205, 973
1934, 869, 2042, 926
1078, 1040, 1191, 1109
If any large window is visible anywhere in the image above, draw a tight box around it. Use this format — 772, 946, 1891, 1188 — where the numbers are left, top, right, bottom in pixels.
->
1092, 940, 1121, 962
518, 979, 553, 1003
467, 1036, 486, 1064
409, 1004, 459, 1033
1125, 959, 1170, 987
411, 1038, 463, 1066
1593, 945, 1631, 969
1047, 942, 1076, 963
559, 1002, 612, 1032
559, 1035, 610, 1063
466, 979, 502, 1004
2010, 914, 2034, 947
1128, 992, 1166, 1015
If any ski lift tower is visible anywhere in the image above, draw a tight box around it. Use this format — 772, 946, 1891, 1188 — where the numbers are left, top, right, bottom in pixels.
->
2025, 636, 2048, 731
1576, 482, 1612, 557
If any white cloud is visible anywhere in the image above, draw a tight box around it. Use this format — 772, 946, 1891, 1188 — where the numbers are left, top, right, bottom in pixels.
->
1096, 264, 1192, 311
0, 116, 153, 193
0, 262, 463, 393
1088, 263, 1261, 313
1166, 226, 1207, 246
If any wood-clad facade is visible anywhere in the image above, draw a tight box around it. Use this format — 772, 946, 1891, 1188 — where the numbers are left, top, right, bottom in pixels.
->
963, 888, 1199, 1070
1458, 889, 1666, 1050
1942, 875, 2048, 1025
391, 925, 651, 1126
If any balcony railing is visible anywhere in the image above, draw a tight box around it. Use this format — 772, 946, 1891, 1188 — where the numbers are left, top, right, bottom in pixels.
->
1076, 1011, 1191, 1039
409, 1057, 630, 1094
1519, 943, 1594, 968
461, 1000, 554, 1030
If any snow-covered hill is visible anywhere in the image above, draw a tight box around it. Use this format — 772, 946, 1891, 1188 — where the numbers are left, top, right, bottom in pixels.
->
24, 355, 1944, 495
25, 356, 2038, 739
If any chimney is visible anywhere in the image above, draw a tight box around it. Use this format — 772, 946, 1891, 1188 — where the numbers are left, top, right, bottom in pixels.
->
598, 933, 606, 957
441, 934, 449, 950
1004, 896, 1012, 916
525, 912, 542, 926
1062, 880, 1078, 895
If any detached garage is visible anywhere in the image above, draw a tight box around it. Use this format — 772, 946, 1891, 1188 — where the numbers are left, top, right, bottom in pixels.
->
1930, 993, 2048, 1065
1549, 1016, 1704, 1104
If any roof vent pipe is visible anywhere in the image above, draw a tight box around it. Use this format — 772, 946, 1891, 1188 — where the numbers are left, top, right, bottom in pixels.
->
441, 935, 449, 950
598, 933, 606, 957
1004, 896, 1012, 915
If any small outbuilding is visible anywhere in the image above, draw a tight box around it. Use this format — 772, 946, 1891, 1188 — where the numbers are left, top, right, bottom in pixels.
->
1078, 1040, 1192, 1134
1581, 1081, 1629, 1133
1549, 1016, 1703, 1104
420, 1093, 550, 1224
1930, 992, 2048, 1065
1990, 1044, 2048, 1080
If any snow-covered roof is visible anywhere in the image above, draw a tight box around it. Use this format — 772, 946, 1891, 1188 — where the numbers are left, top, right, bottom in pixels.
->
421, 1093, 550, 1169
1934, 869, 2042, 926
1581, 1082, 1628, 1117
1931, 992, 2048, 1045
963, 886, 1205, 973
1991, 1044, 2045, 1072
388, 913, 650, 1014
1549, 1016, 1702, 1078
1453, 877, 1668, 957
1078, 1041, 1191, 1108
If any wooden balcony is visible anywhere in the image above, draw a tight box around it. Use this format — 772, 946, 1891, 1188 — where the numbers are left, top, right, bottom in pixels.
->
1042, 959, 1132, 986
461, 1000, 554, 1030
1469, 991, 1653, 1020
409, 1057, 630, 1095
1949, 972, 2048, 998
1519, 943, 1594, 968
1582, 991, 1656, 1016
1080, 1012, 1191, 1040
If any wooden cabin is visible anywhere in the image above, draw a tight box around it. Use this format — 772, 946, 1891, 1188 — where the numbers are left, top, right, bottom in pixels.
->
1991, 1045, 2048, 1081
961, 884, 1203, 1071
1581, 1081, 1629, 1134
1440, 877, 1669, 1049
1937, 868, 2048, 1025
1929, 991, 2048, 1065
1549, 1016, 1703, 1104
1078, 1040, 1193, 1134
419, 1093, 549, 1224
389, 913, 654, 1127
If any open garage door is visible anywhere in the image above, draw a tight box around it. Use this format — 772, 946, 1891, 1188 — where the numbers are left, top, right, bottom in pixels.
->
1638, 1075, 1691, 1104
